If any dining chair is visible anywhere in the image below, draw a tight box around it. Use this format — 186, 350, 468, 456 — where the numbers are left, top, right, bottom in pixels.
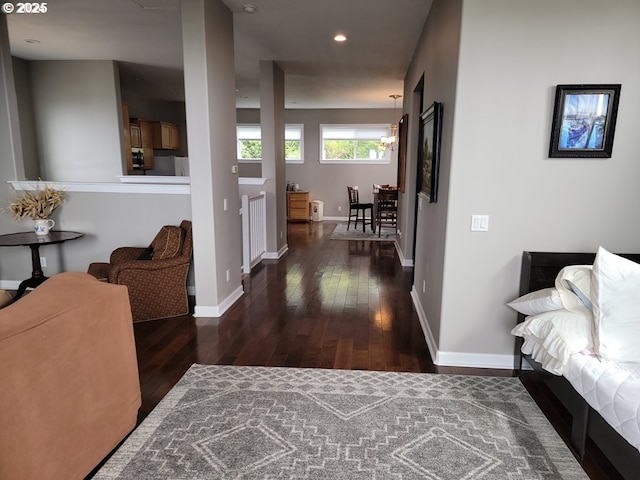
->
347, 186, 374, 232
376, 188, 398, 237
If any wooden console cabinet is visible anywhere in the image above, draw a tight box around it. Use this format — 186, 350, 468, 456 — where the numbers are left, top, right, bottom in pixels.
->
287, 192, 310, 222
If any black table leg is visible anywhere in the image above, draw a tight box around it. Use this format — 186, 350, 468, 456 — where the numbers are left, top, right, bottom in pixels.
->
14, 244, 48, 300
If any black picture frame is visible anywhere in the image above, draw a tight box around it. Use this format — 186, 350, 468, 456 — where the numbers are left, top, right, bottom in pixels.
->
549, 84, 621, 158
397, 114, 408, 193
418, 102, 443, 203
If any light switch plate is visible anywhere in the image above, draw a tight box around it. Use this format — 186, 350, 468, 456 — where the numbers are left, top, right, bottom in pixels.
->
471, 215, 489, 232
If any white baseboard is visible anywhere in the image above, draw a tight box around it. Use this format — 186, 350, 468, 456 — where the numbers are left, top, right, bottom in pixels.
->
264, 244, 289, 260
395, 241, 414, 267
410, 286, 514, 369
410, 286, 438, 365
0, 280, 21, 290
436, 351, 515, 370
194, 284, 244, 318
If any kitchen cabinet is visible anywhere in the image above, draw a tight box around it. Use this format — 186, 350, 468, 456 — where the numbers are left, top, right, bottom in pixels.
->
152, 121, 180, 150
139, 120, 154, 169
122, 103, 133, 171
139, 121, 154, 147
287, 192, 310, 222
130, 124, 141, 148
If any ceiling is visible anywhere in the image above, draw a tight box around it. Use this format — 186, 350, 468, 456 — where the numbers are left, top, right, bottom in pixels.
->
6, 0, 432, 108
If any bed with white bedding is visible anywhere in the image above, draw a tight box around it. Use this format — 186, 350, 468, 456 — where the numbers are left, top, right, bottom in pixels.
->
510, 248, 640, 480
564, 353, 640, 452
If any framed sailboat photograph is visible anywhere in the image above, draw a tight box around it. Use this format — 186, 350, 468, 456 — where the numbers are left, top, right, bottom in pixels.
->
549, 84, 621, 158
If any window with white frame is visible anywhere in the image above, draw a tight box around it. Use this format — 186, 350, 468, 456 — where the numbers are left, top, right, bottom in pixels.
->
285, 124, 304, 163
236, 124, 304, 164
319, 124, 390, 164
237, 125, 262, 163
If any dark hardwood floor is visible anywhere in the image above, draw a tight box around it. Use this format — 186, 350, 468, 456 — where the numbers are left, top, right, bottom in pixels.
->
127, 221, 621, 480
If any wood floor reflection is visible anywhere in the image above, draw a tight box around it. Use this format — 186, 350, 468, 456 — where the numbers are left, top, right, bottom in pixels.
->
130, 221, 621, 480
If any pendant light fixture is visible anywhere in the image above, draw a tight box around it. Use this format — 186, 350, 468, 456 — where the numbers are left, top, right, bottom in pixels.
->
381, 94, 402, 151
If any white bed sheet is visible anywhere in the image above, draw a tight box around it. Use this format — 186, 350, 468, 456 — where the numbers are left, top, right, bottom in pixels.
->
563, 353, 640, 452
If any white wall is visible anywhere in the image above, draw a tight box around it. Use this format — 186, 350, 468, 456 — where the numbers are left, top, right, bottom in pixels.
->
30, 60, 124, 182
408, 0, 640, 367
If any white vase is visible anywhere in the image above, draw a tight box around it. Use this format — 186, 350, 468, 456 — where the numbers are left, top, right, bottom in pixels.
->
33, 218, 55, 236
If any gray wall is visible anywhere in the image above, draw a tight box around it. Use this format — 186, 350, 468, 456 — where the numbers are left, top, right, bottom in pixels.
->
29, 60, 125, 181
0, 190, 191, 287
237, 162, 262, 178
0, 54, 194, 289
11, 57, 39, 180
0, 14, 25, 182
237, 108, 400, 217
182, 0, 242, 312
259, 61, 288, 255
406, 0, 640, 366
0, 14, 25, 241
403, 0, 462, 356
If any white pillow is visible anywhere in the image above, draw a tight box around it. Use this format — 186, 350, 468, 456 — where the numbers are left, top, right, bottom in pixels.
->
555, 265, 592, 316
564, 280, 593, 310
592, 247, 640, 362
511, 309, 594, 375
507, 288, 563, 316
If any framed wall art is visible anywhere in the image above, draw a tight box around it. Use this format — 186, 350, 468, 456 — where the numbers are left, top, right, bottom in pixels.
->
418, 102, 443, 203
549, 84, 621, 158
397, 113, 408, 193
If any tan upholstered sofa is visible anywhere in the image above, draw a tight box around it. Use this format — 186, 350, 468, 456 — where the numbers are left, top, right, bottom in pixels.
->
0, 272, 141, 480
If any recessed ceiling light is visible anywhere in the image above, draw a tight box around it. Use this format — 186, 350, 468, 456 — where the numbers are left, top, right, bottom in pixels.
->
334, 34, 347, 42
242, 4, 257, 14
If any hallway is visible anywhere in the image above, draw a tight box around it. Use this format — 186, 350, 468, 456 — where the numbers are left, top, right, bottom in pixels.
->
133, 222, 510, 420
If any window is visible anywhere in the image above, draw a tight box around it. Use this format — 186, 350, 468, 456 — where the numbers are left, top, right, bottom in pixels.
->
320, 124, 390, 164
285, 124, 304, 164
237, 125, 262, 163
236, 124, 305, 164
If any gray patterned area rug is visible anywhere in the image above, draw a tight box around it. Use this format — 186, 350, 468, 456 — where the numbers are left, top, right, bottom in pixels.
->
330, 222, 396, 242
95, 365, 587, 479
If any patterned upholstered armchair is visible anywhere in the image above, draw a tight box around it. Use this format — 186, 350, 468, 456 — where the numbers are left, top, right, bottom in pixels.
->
87, 220, 193, 322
